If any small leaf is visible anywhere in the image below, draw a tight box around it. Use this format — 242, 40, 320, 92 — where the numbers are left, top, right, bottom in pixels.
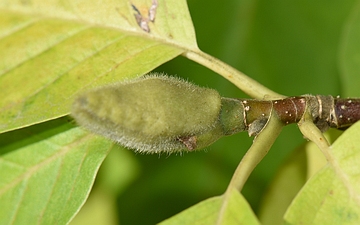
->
159, 196, 222, 225
159, 188, 259, 225
284, 121, 360, 224
0, 118, 113, 224
216, 188, 260, 225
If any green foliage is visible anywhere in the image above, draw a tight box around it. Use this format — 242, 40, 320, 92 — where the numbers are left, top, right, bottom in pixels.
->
0, 0, 187, 133
284, 122, 360, 224
0, 118, 113, 224
1, 0, 360, 225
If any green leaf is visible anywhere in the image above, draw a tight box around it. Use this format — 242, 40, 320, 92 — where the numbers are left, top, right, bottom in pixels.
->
0, 117, 113, 224
339, 0, 360, 96
159, 188, 259, 225
284, 121, 360, 224
0, 0, 197, 133
0, 0, 199, 224
216, 188, 260, 225
159, 196, 222, 225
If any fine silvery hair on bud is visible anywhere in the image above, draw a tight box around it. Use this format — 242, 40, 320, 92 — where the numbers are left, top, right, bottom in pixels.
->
71, 74, 244, 154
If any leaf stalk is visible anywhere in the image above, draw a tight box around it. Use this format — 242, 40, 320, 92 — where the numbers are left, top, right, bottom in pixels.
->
183, 49, 286, 100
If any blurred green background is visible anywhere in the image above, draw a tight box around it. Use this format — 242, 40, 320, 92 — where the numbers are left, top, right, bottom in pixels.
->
71, 0, 360, 224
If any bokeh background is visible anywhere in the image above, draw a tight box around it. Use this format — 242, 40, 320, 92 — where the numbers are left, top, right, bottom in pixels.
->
71, 0, 360, 224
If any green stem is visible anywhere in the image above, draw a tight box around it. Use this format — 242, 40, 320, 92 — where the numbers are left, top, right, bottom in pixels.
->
228, 110, 284, 191
297, 111, 332, 162
216, 111, 284, 224
184, 49, 286, 100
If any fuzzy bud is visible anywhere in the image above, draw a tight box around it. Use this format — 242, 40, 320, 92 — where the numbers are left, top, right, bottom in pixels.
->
72, 75, 245, 153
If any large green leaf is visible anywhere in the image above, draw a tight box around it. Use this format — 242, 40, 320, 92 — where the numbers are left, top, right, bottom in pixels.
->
0, 0, 196, 133
284, 122, 360, 224
0, 0, 197, 224
0, 118, 113, 224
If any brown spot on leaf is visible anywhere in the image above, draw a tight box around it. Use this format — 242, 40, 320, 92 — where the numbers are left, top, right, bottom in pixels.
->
177, 136, 197, 150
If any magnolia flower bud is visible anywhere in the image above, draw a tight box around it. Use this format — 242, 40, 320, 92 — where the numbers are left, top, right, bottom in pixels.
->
72, 75, 245, 153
